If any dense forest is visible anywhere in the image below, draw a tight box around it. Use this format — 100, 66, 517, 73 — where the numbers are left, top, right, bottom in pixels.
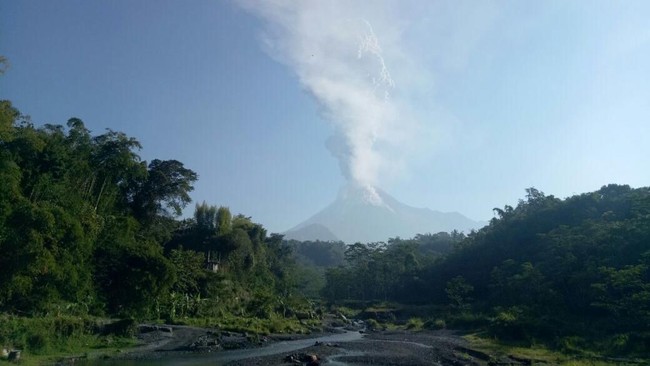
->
2, 99, 649, 358
322, 186, 650, 355
0, 100, 304, 323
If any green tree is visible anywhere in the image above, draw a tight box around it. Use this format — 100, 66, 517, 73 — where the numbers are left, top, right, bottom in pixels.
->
131, 159, 197, 223
445, 276, 474, 309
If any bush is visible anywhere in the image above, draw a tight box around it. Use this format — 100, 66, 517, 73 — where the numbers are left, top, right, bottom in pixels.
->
365, 318, 380, 331
406, 317, 424, 330
488, 307, 540, 343
424, 319, 446, 330
332, 306, 360, 319
558, 336, 588, 354
448, 311, 486, 329
0, 314, 124, 356
26, 332, 49, 353
101, 318, 136, 337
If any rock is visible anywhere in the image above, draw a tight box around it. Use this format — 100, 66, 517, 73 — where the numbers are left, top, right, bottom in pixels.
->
284, 353, 302, 364
314, 341, 340, 347
306, 354, 320, 366
138, 324, 173, 335
189, 334, 221, 350
284, 352, 320, 364
138, 325, 158, 333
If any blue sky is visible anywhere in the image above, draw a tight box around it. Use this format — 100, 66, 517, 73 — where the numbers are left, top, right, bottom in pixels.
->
2, 1, 649, 234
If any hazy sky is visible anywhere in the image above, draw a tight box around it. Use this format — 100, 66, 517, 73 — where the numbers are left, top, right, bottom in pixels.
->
2, 1, 649, 234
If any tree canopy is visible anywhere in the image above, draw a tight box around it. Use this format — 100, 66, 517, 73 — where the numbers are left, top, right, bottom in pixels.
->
0, 101, 298, 319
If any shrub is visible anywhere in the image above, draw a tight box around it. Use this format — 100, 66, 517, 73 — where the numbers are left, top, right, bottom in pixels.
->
102, 318, 136, 337
365, 318, 380, 331
26, 332, 49, 353
406, 317, 424, 330
448, 311, 486, 329
424, 319, 446, 330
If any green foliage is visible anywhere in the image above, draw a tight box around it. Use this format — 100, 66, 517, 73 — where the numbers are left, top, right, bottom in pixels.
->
322, 185, 650, 356
0, 100, 19, 142
445, 276, 474, 309
133, 159, 197, 219
423, 318, 446, 330
422, 185, 650, 353
168, 248, 206, 294
216, 206, 232, 235
405, 317, 424, 330
0, 314, 133, 357
0, 103, 196, 317
194, 201, 217, 231
0, 101, 319, 362
320, 233, 466, 304
287, 239, 346, 267
365, 318, 380, 331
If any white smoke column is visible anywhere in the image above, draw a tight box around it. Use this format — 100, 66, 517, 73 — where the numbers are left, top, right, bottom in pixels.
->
239, 1, 401, 202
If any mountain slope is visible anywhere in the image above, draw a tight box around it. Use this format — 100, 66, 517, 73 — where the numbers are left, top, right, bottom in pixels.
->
286, 184, 485, 243
284, 223, 340, 242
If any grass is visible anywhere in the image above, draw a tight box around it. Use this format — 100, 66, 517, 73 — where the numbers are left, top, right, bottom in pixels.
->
405, 317, 424, 330
0, 314, 136, 365
167, 313, 322, 336
0, 339, 136, 366
330, 305, 361, 319
0, 312, 320, 365
464, 333, 646, 366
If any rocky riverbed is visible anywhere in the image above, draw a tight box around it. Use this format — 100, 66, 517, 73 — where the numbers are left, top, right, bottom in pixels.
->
72, 318, 531, 366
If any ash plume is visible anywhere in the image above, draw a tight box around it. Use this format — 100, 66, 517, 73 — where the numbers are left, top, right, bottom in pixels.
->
238, 1, 402, 196
237, 0, 500, 204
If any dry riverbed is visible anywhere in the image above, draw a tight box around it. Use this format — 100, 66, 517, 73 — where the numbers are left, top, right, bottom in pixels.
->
73, 322, 535, 366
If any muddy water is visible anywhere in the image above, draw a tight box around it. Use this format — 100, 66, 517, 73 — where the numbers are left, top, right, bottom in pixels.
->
84, 331, 364, 366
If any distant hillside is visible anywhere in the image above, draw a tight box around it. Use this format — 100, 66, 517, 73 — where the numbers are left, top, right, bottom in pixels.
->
284, 223, 339, 242
286, 184, 485, 243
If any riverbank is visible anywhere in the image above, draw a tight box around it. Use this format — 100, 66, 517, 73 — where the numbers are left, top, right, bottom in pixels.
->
64, 318, 536, 366
225, 329, 488, 366
6, 315, 647, 365
88, 324, 647, 366
72, 324, 488, 365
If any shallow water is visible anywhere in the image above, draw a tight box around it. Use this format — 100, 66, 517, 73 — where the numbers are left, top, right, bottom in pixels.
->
83, 331, 364, 366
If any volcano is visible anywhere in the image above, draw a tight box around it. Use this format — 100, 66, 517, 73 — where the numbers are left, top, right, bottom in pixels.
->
284, 185, 485, 243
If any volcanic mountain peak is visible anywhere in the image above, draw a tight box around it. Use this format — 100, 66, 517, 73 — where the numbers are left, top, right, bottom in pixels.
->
338, 184, 394, 211
284, 184, 486, 243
